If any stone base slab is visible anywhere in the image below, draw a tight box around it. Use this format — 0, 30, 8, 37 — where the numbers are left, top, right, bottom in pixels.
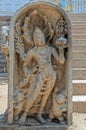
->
0, 124, 68, 130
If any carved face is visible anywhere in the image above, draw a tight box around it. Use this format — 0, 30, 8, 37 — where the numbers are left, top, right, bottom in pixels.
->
33, 27, 45, 47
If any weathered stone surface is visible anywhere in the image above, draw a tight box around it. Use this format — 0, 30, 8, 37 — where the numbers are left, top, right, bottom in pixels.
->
72, 34, 86, 40
73, 102, 86, 113
73, 83, 86, 95
0, 124, 68, 130
72, 58, 86, 68
72, 40, 86, 45
72, 69, 86, 80
72, 52, 86, 58
0, 16, 11, 21
72, 44, 86, 51
0, 1, 72, 128
0, 63, 6, 68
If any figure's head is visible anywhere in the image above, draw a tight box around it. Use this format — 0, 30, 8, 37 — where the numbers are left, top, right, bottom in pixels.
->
33, 27, 45, 47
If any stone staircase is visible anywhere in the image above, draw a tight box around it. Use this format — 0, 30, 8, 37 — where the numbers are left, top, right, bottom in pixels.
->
71, 14, 86, 113
71, 14, 86, 40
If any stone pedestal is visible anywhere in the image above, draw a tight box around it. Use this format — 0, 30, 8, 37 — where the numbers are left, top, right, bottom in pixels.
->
0, 124, 68, 130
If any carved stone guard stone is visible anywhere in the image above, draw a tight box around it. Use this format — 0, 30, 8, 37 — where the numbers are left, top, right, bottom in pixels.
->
0, 1, 72, 130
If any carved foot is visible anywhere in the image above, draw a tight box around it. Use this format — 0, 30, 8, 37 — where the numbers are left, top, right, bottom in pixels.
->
36, 114, 46, 124
58, 116, 65, 125
14, 115, 19, 121
19, 113, 27, 125
47, 118, 52, 122
60, 120, 66, 125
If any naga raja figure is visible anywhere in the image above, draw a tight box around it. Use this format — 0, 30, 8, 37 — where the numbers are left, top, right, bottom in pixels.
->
18, 27, 65, 124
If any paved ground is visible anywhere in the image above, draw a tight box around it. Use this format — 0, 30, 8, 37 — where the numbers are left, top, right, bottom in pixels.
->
0, 78, 8, 115
0, 78, 86, 130
69, 113, 86, 130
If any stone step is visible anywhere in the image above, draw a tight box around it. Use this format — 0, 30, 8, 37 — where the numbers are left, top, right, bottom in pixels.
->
72, 44, 86, 51
0, 73, 8, 77
72, 23, 86, 26
72, 27, 86, 34
0, 63, 7, 68
70, 14, 86, 21
0, 59, 6, 63
72, 25, 86, 28
0, 21, 9, 26
73, 81, 86, 114
72, 29, 86, 34
0, 50, 5, 55
72, 40, 86, 44
72, 21, 86, 24
0, 68, 7, 73
73, 101, 86, 113
72, 34, 86, 40
72, 68, 86, 80
73, 80, 86, 95
0, 55, 6, 59
71, 18, 86, 21
72, 28, 86, 33
72, 25, 86, 30
72, 58, 86, 68
72, 51, 86, 58
71, 16, 86, 20
0, 16, 10, 21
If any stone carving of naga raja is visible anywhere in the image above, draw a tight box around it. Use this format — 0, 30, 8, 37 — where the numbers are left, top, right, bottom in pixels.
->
0, 5, 72, 126
13, 10, 68, 125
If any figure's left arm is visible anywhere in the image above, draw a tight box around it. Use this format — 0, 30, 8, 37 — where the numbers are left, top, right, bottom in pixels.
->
51, 47, 65, 64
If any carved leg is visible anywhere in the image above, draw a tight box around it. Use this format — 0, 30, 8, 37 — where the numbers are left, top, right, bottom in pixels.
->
17, 78, 29, 89
36, 76, 56, 124
49, 110, 54, 120
19, 112, 27, 124
35, 114, 46, 124
58, 116, 65, 125
19, 76, 43, 124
